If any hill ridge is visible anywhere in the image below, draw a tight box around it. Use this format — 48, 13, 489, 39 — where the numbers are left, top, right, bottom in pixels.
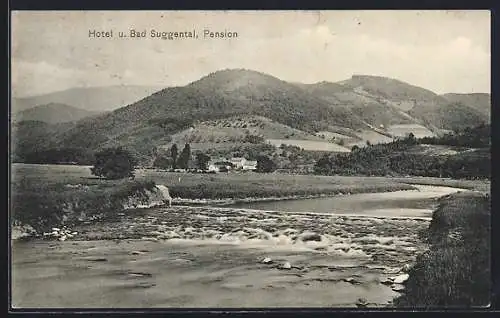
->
11, 68, 490, 163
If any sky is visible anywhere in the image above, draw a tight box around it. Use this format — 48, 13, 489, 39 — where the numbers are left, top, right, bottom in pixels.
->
11, 10, 490, 97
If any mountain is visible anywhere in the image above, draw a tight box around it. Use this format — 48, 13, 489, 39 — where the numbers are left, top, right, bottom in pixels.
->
300, 80, 419, 127
12, 103, 102, 124
11, 85, 165, 113
441, 93, 491, 118
338, 75, 442, 109
42, 69, 367, 151
303, 75, 488, 133
11, 69, 490, 163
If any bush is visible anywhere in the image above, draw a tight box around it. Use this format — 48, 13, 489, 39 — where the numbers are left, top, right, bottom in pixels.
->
256, 155, 277, 173
153, 156, 172, 170
195, 153, 211, 170
90, 147, 137, 180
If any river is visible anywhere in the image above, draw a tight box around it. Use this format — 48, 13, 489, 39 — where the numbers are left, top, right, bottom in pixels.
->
225, 184, 464, 218
11, 181, 467, 308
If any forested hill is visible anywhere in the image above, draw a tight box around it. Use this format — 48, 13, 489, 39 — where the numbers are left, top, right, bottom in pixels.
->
11, 69, 489, 164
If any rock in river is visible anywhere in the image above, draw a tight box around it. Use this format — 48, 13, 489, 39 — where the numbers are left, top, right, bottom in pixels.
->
279, 262, 292, 270
298, 231, 322, 242
392, 274, 409, 284
392, 284, 405, 292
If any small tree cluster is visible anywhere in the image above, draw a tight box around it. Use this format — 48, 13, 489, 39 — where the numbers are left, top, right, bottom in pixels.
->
90, 147, 137, 180
177, 143, 191, 169
256, 155, 277, 173
196, 153, 211, 170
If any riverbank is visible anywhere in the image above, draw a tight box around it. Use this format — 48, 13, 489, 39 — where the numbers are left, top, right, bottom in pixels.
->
393, 191, 491, 308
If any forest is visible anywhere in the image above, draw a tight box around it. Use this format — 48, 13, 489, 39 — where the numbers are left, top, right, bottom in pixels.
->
314, 125, 490, 179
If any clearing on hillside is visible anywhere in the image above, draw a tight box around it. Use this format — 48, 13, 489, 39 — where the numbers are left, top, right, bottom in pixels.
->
169, 115, 322, 147
386, 124, 436, 139
266, 139, 351, 152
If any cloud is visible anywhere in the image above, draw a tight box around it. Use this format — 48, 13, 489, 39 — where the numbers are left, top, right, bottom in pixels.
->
277, 24, 490, 93
11, 12, 490, 96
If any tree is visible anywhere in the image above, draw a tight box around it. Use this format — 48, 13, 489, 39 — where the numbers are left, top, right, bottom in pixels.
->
177, 143, 191, 169
196, 153, 211, 170
314, 154, 332, 173
170, 144, 178, 169
153, 156, 172, 170
406, 133, 417, 145
90, 147, 137, 180
256, 155, 277, 173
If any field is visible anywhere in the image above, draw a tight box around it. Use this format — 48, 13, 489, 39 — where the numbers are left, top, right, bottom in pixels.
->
347, 130, 394, 147
12, 164, 490, 200
386, 124, 436, 139
12, 163, 419, 200
266, 139, 351, 152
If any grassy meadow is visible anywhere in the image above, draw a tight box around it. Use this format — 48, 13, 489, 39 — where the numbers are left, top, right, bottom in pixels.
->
394, 191, 491, 307
10, 163, 424, 200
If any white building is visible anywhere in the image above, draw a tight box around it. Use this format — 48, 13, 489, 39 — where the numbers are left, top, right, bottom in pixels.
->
230, 157, 246, 169
242, 160, 257, 171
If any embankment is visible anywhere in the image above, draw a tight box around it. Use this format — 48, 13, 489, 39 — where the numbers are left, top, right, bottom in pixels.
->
11, 180, 171, 237
393, 191, 491, 308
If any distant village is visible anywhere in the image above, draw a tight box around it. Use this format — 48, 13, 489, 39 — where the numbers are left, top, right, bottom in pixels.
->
163, 156, 258, 173
207, 157, 258, 172
177, 157, 257, 173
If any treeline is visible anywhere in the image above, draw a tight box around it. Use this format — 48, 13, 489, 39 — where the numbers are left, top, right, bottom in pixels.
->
315, 135, 490, 179
419, 123, 490, 148
12, 148, 95, 165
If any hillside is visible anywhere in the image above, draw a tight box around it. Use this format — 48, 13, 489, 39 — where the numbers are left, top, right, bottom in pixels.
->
338, 75, 441, 109
408, 101, 488, 131
441, 93, 491, 118
11, 120, 74, 154
27, 69, 370, 154
11, 69, 490, 164
169, 115, 320, 144
300, 80, 418, 128
305, 75, 488, 135
12, 103, 102, 124
11, 85, 164, 113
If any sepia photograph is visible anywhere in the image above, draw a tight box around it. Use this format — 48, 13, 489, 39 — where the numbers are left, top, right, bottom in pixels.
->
9, 10, 491, 309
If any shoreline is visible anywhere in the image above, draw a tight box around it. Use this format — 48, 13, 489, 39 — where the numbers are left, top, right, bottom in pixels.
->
171, 185, 420, 207
170, 182, 473, 207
